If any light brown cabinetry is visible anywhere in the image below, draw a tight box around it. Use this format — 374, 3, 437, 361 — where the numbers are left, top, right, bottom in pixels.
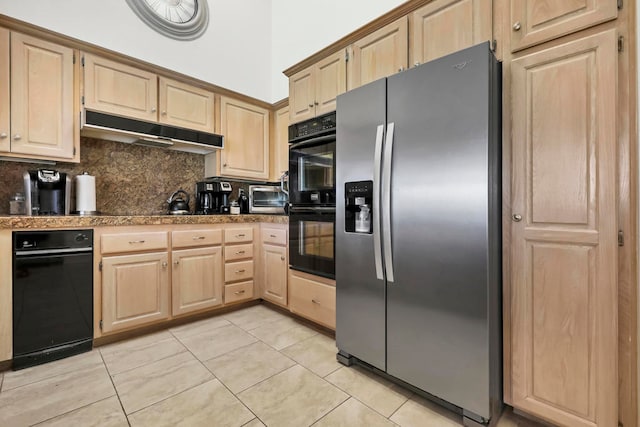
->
289, 50, 346, 124
261, 224, 288, 307
347, 17, 408, 90
223, 226, 256, 304
2, 31, 77, 161
219, 96, 270, 180
171, 228, 223, 316
159, 77, 214, 133
410, 0, 492, 65
102, 251, 170, 333
270, 105, 289, 181
508, 29, 617, 427
289, 269, 335, 330
510, 0, 617, 52
83, 54, 158, 122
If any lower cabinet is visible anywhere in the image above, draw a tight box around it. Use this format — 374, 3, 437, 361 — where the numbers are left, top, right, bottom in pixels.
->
289, 269, 336, 330
101, 252, 170, 333
171, 246, 223, 316
223, 225, 256, 305
262, 244, 288, 306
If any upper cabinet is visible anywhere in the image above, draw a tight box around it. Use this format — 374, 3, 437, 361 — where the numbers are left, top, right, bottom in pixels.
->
2, 31, 77, 162
83, 54, 158, 122
289, 50, 346, 124
159, 76, 214, 133
270, 105, 289, 181
220, 96, 270, 180
510, 0, 617, 52
410, 0, 492, 65
347, 17, 408, 91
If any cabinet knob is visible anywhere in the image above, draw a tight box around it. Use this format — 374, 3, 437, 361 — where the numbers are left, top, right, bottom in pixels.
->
398, 67, 405, 72
512, 214, 522, 222
162, 111, 167, 115
151, 107, 157, 113
174, 260, 180, 265
223, 163, 228, 167
414, 62, 420, 67
281, 256, 285, 261
311, 299, 320, 305
314, 101, 318, 106
513, 21, 521, 31
162, 261, 168, 268
13, 134, 21, 141
0, 132, 7, 139
308, 103, 314, 108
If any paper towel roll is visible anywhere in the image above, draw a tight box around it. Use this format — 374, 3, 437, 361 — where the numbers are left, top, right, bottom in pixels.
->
75, 172, 96, 213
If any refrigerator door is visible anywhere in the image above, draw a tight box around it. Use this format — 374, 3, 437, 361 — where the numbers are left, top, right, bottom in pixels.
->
336, 78, 387, 371
385, 43, 500, 420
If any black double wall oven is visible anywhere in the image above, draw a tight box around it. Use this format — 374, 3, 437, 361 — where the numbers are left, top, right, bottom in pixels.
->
288, 111, 336, 279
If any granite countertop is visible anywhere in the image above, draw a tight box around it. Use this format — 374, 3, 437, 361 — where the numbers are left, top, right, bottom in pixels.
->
0, 214, 288, 229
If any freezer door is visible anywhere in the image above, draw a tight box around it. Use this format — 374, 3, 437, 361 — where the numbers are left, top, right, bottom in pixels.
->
335, 78, 387, 371
385, 43, 501, 420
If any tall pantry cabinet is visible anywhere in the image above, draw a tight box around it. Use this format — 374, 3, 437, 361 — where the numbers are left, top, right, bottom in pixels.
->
503, 1, 629, 426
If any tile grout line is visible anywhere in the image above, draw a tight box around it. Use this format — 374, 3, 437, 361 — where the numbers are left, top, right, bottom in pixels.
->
97, 350, 132, 427
27, 395, 117, 427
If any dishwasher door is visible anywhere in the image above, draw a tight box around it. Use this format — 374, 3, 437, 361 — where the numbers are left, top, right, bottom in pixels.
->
13, 231, 94, 369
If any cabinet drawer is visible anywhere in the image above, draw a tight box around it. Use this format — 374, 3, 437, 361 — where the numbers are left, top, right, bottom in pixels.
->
225, 227, 253, 244
224, 281, 254, 304
225, 260, 254, 283
101, 232, 168, 254
225, 243, 253, 262
289, 273, 336, 329
262, 228, 287, 246
172, 229, 222, 249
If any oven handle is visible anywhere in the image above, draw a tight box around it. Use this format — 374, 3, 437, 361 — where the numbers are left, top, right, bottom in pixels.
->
288, 206, 335, 214
289, 134, 335, 150
15, 247, 93, 257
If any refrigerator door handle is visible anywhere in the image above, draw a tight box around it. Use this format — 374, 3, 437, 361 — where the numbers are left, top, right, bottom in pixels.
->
373, 124, 385, 280
382, 122, 395, 283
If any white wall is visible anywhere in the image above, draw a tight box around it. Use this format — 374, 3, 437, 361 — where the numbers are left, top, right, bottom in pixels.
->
0, 0, 405, 102
270, 0, 406, 100
0, 0, 273, 101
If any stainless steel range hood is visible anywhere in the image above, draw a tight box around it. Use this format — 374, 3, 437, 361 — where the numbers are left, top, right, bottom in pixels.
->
81, 110, 224, 154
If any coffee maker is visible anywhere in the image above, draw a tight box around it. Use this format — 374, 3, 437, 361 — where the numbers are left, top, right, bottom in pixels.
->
195, 181, 232, 214
23, 169, 71, 216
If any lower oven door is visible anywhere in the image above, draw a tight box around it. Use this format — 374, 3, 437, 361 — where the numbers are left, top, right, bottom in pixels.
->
289, 207, 335, 279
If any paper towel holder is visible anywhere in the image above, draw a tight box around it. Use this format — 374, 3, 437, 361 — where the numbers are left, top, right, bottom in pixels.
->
71, 171, 99, 216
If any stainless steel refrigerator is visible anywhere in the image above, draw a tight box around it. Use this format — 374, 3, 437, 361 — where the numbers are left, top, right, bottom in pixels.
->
335, 42, 502, 426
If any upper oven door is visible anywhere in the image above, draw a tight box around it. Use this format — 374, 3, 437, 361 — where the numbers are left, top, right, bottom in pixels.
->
289, 135, 336, 206
289, 207, 335, 279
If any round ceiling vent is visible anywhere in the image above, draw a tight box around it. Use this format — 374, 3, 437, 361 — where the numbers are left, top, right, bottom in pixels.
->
125, 0, 210, 41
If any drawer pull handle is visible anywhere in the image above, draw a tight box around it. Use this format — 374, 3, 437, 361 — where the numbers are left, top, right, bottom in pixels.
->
234, 290, 246, 295
270, 234, 277, 238
236, 234, 246, 238
311, 299, 320, 305
236, 250, 246, 254
235, 269, 246, 273
193, 236, 206, 240
129, 240, 146, 244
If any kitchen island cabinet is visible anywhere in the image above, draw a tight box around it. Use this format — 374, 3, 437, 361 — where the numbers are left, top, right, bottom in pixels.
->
1, 30, 78, 162
219, 96, 270, 180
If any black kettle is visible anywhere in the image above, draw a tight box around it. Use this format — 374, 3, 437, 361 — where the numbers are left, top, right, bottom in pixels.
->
167, 189, 190, 215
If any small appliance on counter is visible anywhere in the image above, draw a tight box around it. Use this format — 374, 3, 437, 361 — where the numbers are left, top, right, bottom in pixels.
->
73, 172, 98, 215
23, 169, 71, 216
248, 185, 288, 214
195, 181, 232, 214
167, 189, 191, 215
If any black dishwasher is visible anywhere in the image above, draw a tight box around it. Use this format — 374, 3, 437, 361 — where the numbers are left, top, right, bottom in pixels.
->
13, 230, 93, 370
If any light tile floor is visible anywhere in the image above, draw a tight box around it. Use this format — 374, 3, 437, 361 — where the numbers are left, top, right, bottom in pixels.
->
0, 304, 549, 427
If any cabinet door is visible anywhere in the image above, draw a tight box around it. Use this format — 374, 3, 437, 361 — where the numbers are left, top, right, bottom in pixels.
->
102, 252, 170, 333
348, 17, 408, 90
0, 28, 8, 153
510, 30, 617, 427
83, 54, 158, 122
220, 96, 270, 180
10, 33, 75, 159
270, 106, 289, 181
159, 77, 214, 133
172, 246, 223, 316
411, 0, 492, 65
511, 0, 617, 52
315, 50, 347, 116
289, 67, 315, 124
262, 244, 287, 306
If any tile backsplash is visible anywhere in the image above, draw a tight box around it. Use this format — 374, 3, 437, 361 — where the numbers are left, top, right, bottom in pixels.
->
0, 137, 205, 215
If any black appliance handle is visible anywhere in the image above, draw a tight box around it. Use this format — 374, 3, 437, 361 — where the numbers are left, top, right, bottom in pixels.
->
289, 206, 336, 214
15, 247, 93, 257
289, 135, 335, 150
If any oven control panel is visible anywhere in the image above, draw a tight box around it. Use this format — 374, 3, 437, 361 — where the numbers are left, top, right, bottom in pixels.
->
288, 111, 336, 141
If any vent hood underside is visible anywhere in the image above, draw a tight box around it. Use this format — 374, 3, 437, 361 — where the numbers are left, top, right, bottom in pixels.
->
81, 110, 224, 155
